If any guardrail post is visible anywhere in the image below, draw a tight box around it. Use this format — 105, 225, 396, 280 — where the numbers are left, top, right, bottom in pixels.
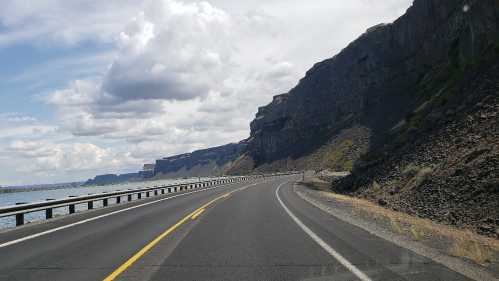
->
16, 213, 24, 226
46, 208, 53, 219
161, 189, 165, 194
69, 204, 75, 214
128, 194, 132, 201
103, 198, 108, 207
146, 191, 150, 197
154, 190, 158, 196
138, 193, 142, 199
88, 201, 93, 210
116, 196, 121, 204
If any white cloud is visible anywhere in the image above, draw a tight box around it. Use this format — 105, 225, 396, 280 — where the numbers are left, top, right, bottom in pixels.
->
102, 2, 235, 102
46, 0, 297, 143
5, 140, 138, 173
0, 113, 58, 139
0, 112, 144, 185
0, 0, 141, 47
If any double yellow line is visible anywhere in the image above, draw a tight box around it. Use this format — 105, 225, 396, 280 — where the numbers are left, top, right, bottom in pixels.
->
103, 190, 235, 281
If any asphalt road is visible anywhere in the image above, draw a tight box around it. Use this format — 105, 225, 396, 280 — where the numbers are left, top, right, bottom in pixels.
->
0, 176, 473, 281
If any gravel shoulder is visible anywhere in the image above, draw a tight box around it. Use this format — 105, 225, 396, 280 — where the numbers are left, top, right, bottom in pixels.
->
294, 182, 499, 281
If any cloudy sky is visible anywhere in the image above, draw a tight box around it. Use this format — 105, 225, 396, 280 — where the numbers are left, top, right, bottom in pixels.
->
0, 0, 412, 185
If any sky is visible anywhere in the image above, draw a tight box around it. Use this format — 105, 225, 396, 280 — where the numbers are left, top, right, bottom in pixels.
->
0, 0, 413, 186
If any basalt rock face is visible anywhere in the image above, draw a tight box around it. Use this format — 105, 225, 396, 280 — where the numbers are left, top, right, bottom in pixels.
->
235, 0, 499, 236
244, 0, 499, 171
334, 61, 499, 237
153, 142, 247, 178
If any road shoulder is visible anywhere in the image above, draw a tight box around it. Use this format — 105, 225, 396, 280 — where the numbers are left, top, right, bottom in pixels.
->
293, 182, 499, 281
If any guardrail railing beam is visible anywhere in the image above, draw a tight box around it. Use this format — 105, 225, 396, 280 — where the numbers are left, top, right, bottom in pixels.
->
0, 173, 298, 228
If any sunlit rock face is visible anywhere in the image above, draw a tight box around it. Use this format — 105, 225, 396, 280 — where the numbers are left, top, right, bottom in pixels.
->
245, 0, 499, 167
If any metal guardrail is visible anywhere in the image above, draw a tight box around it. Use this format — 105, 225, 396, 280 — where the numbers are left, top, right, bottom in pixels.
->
0, 172, 298, 227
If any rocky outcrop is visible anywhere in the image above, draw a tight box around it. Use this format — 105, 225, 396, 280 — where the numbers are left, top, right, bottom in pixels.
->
335, 63, 499, 237
153, 142, 247, 178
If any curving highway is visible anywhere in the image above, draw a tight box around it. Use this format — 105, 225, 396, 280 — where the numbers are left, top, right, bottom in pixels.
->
0, 176, 473, 281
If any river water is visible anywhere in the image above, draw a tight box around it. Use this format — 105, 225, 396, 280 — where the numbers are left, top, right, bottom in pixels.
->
0, 177, 210, 229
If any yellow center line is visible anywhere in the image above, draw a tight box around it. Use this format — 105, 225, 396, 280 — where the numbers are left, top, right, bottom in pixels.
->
102, 191, 233, 281
190, 208, 205, 220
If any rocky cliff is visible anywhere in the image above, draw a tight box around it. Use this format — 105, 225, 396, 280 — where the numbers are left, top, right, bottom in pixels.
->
228, 0, 499, 236
231, 0, 499, 171
153, 142, 247, 178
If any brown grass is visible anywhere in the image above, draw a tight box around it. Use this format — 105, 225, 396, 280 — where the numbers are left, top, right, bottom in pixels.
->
390, 219, 404, 235
450, 231, 494, 265
402, 164, 433, 190
410, 225, 424, 241
301, 177, 330, 191
321, 139, 355, 171
317, 191, 499, 265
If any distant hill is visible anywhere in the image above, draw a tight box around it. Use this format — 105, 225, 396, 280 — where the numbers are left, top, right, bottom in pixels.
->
84, 173, 141, 186
152, 142, 247, 179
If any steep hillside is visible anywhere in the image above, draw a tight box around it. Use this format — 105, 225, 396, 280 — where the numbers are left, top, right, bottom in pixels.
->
153, 142, 247, 178
228, 0, 499, 236
335, 61, 499, 237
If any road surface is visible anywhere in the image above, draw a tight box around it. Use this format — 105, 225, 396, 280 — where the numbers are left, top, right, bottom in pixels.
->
0, 176, 473, 281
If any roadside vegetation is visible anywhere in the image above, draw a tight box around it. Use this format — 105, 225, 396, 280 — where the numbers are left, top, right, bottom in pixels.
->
301, 175, 498, 267
317, 190, 498, 266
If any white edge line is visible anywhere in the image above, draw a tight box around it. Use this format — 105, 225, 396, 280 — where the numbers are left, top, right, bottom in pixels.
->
0, 181, 257, 249
275, 181, 373, 281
